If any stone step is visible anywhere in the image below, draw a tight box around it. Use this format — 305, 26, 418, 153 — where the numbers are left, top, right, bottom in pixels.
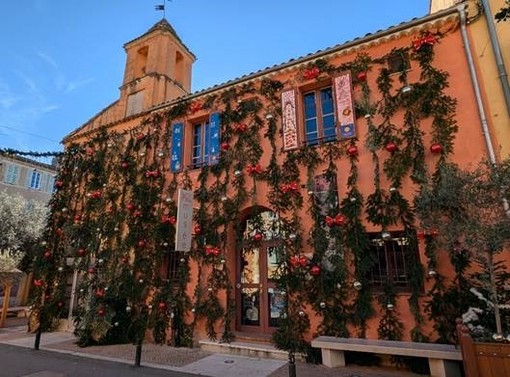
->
199, 340, 302, 361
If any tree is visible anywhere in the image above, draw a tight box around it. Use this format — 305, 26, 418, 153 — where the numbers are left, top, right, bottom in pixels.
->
495, 1, 510, 22
0, 189, 49, 270
415, 159, 510, 338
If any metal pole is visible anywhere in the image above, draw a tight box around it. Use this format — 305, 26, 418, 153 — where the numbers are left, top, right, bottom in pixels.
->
288, 350, 297, 377
34, 327, 42, 350
134, 339, 142, 367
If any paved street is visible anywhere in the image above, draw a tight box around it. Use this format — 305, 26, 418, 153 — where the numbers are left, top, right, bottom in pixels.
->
0, 343, 198, 377
0, 318, 424, 377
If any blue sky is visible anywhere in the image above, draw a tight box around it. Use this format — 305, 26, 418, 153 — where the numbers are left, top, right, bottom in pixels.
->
0, 0, 429, 154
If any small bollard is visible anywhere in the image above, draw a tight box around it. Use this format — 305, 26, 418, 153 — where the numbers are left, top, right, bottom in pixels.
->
288, 351, 296, 377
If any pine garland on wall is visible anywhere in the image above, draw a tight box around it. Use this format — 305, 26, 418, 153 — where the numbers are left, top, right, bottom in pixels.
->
28, 27, 467, 357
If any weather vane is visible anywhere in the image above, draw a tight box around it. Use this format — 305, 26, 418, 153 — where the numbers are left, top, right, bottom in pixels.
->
155, 0, 172, 18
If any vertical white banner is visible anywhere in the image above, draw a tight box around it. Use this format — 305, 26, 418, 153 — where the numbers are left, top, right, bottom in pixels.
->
175, 189, 193, 252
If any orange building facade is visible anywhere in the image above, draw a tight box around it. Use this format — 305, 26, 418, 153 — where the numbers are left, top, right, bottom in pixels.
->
36, 4, 504, 357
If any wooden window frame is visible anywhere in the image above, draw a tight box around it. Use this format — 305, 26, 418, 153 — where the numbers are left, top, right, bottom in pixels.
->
191, 119, 211, 169
367, 231, 417, 291
302, 86, 336, 146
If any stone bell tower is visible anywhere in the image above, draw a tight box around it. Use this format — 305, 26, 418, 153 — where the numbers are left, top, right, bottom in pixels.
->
120, 19, 196, 117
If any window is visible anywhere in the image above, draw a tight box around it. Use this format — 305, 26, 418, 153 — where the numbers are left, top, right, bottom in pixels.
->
192, 120, 211, 168
368, 231, 417, 289
303, 87, 336, 145
4, 164, 19, 184
164, 250, 185, 282
387, 53, 410, 74
29, 170, 41, 189
46, 175, 56, 193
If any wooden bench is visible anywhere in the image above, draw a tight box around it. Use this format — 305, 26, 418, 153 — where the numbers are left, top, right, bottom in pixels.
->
311, 336, 462, 377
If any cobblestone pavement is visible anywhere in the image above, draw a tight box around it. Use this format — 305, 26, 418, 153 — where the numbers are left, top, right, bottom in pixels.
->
1, 317, 424, 377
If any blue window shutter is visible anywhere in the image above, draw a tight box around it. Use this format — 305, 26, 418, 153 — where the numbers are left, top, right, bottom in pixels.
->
208, 112, 220, 165
170, 122, 184, 172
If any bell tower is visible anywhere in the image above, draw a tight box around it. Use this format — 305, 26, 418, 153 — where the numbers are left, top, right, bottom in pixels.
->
120, 19, 195, 117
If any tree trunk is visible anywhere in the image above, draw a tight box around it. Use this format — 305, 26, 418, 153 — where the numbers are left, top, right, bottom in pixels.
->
486, 250, 503, 336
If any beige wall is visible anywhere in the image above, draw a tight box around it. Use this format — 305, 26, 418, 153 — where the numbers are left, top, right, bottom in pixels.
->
468, 0, 510, 159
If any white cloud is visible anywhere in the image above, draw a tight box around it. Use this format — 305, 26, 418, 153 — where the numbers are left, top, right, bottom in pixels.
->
64, 77, 95, 93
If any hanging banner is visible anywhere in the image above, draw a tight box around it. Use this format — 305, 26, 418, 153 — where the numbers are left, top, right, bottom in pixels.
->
209, 112, 220, 165
281, 89, 299, 150
170, 122, 183, 172
175, 189, 194, 252
333, 73, 356, 139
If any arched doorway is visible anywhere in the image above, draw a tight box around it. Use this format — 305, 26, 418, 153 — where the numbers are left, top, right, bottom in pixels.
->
236, 209, 285, 334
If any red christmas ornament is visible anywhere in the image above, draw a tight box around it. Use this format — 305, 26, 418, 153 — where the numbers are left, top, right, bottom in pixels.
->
87, 267, 95, 274
85, 147, 95, 156
95, 288, 105, 298
138, 240, 147, 248
56, 228, 64, 237
194, 225, 202, 235
289, 255, 300, 268
385, 142, 398, 153
158, 302, 167, 310
299, 255, 308, 267
77, 248, 86, 257
310, 265, 321, 276
55, 180, 64, 189
347, 145, 358, 157
161, 215, 176, 225
325, 214, 346, 227
303, 67, 320, 80
430, 143, 443, 154
220, 142, 230, 152
33, 279, 44, 287
121, 161, 129, 169
133, 209, 142, 218
43, 251, 52, 259
189, 101, 203, 114
253, 232, 263, 242
126, 203, 136, 211
356, 71, 367, 82
74, 214, 82, 222
97, 308, 106, 317
236, 123, 248, 133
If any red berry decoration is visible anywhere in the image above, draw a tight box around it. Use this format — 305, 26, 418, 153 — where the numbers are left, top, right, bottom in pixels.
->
347, 145, 358, 157
430, 143, 443, 154
97, 308, 106, 317
385, 142, 398, 153
253, 233, 263, 242
310, 265, 321, 276
138, 240, 146, 248
194, 225, 202, 235
77, 248, 86, 257
43, 251, 52, 259
121, 161, 129, 169
220, 142, 230, 152
33, 279, 44, 287
299, 255, 308, 267
55, 180, 64, 189
357, 71, 367, 82
158, 302, 167, 310
87, 267, 95, 274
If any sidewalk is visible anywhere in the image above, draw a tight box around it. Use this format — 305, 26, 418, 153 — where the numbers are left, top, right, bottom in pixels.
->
0, 318, 422, 377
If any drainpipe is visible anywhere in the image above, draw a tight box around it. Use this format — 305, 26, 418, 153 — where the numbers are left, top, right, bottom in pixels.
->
457, 3, 497, 164
481, 0, 510, 118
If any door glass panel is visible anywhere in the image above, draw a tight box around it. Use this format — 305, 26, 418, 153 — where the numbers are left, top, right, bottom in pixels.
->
241, 248, 260, 284
268, 288, 285, 328
267, 246, 282, 281
241, 288, 260, 326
